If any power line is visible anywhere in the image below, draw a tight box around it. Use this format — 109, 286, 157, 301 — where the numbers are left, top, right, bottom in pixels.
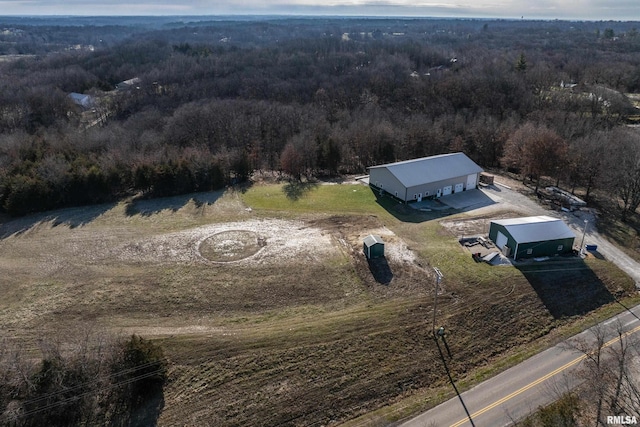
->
4, 359, 161, 408
0, 359, 165, 423
4, 369, 163, 422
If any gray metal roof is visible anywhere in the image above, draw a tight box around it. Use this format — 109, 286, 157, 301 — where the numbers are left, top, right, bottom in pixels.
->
363, 234, 384, 247
68, 92, 93, 108
491, 216, 576, 244
368, 153, 483, 188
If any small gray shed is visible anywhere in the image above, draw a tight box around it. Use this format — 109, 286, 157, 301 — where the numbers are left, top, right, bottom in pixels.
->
363, 235, 385, 259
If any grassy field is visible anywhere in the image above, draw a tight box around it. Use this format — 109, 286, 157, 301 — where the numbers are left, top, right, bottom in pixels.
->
241, 181, 393, 216
0, 182, 638, 426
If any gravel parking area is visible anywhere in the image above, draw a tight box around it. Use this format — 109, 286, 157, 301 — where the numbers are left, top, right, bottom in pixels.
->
475, 178, 640, 287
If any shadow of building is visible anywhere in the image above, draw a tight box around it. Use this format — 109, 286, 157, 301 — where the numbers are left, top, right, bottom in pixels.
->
517, 259, 614, 319
367, 256, 394, 285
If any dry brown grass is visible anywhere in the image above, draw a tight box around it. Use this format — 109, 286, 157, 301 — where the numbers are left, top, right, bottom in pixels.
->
0, 185, 636, 427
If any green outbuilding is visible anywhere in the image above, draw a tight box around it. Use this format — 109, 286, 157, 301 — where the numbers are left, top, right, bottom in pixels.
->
363, 235, 385, 259
488, 216, 575, 261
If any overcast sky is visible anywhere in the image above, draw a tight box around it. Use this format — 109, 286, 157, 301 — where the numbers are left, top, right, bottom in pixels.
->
0, 0, 639, 20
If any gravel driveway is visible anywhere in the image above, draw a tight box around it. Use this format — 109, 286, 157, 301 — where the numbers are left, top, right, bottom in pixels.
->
475, 179, 640, 288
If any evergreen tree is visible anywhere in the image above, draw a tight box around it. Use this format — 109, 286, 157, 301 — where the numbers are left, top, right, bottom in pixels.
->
516, 52, 527, 72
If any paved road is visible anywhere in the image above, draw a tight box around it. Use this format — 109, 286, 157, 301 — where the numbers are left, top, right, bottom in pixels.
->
400, 304, 640, 427
398, 182, 640, 426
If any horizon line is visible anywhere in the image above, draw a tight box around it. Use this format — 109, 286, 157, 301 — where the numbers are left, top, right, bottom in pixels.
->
0, 14, 638, 23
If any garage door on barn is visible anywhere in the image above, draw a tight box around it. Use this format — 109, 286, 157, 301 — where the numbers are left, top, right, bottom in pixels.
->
496, 231, 508, 253
367, 153, 484, 202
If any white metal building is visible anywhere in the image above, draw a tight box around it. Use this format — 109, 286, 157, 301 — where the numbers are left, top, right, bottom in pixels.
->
368, 153, 483, 202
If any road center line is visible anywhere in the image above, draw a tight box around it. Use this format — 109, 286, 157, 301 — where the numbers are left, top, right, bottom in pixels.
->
449, 323, 640, 427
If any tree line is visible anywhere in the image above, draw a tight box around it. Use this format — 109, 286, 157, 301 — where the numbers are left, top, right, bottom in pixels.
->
1, 17, 640, 216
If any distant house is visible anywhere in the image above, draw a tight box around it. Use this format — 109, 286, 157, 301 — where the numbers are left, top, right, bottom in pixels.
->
368, 153, 483, 202
68, 92, 93, 109
363, 235, 385, 259
116, 77, 142, 90
489, 216, 575, 260
560, 80, 578, 89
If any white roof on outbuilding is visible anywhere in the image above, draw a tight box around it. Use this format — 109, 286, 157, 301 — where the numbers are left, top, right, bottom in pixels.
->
368, 153, 483, 188
68, 92, 93, 108
363, 234, 384, 247
491, 216, 575, 244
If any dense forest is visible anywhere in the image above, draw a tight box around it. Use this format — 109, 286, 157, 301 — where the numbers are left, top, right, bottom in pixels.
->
1, 17, 640, 216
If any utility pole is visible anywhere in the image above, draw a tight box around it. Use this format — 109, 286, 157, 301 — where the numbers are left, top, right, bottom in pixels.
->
431, 266, 475, 427
432, 267, 444, 338
579, 219, 588, 256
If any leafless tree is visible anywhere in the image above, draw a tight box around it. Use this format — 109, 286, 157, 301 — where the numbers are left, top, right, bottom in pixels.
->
567, 131, 607, 201
602, 127, 640, 220
501, 122, 568, 192
280, 142, 304, 180
560, 320, 640, 426
0, 328, 166, 427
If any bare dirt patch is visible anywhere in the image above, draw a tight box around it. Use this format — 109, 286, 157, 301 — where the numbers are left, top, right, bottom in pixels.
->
308, 215, 421, 266
308, 215, 434, 296
439, 210, 524, 238
198, 230, 264, 262
100, 218, 335, 266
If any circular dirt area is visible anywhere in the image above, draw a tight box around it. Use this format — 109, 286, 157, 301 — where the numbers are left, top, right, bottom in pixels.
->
198, 230, 264, 262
